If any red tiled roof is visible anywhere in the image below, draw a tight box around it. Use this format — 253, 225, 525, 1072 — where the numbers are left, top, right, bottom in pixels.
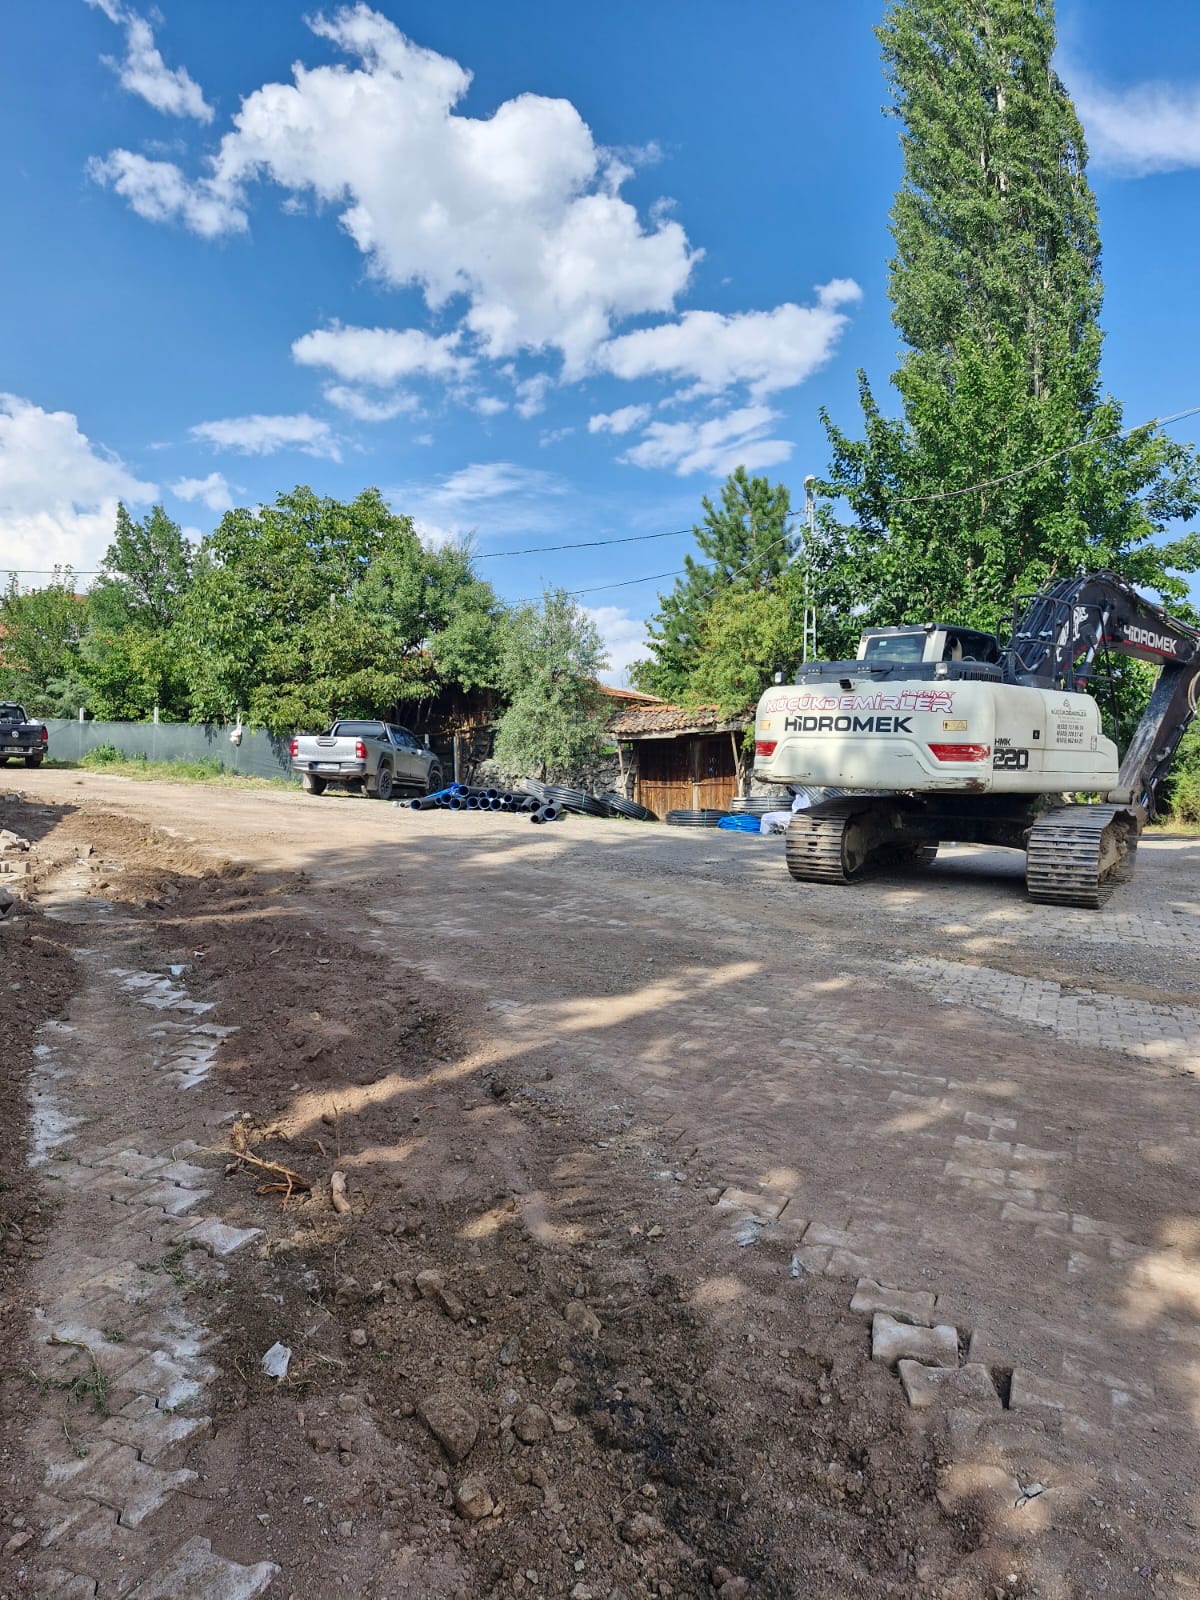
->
607, 702, 748, 738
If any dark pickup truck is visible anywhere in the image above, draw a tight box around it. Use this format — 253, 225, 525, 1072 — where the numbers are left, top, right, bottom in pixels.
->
0, 704, 48, 768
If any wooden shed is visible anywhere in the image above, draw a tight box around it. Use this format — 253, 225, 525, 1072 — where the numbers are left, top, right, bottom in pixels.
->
607, 702, 750, 819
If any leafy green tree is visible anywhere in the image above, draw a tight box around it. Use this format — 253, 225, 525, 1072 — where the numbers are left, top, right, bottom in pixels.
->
89, 504, 194, 631
0, 571, 89, 716
80, 504, 196, 719
492, 588, 610, 781
684, 567, 811, 720
632, 468, 794, 699
179, 486, 504, 734
813, 0, 1200, 649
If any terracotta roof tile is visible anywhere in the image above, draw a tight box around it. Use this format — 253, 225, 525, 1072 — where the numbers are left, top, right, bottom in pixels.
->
607, 702, 748, 737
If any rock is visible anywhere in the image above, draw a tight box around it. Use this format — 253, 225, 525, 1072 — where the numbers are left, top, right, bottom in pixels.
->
498, 1337, 521, 1366
550, 1412, 576, 1434
619, 1511, 665, 1546
419, 1392, 479, 1464
2, 1531, 33, 1555
436, 1287, 466, 1323
871, 1312, 958, 1369
454, 1475, 494, 1521
334, 1275, 360, 1306
415, 1269, 445, 1299
717, 1581, 750, 1600
513, 1402, 550, 1444
349, 1328, 368, 1348
565, 1301, 601, 1338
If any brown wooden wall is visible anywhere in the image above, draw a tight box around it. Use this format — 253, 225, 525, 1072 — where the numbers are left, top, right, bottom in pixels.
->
633, 734, 738, 818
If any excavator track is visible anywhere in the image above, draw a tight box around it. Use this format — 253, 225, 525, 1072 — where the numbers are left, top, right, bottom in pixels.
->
785, 798, 930, 884
785, 800, 865, 883
1025, 804, 1138, 908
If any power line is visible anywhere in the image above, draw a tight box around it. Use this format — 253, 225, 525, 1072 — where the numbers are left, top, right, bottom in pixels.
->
893, 402, 1200, 506
473, 526, 692, 559
554, 515, 803, 601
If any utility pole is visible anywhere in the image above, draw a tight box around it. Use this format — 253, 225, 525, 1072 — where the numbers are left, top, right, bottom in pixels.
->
801, 475, 818, 663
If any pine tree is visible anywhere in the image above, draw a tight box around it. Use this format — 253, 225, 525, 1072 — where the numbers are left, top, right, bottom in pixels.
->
814, 0, 1200, 650
632, 467, 793, 699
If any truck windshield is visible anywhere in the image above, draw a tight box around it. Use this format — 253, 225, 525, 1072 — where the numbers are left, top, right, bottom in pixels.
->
331, 721, 385, 735
0, 705, 28, 724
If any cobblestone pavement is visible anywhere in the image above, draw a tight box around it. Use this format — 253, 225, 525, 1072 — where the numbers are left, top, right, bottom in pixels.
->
11, 864, 276, 1600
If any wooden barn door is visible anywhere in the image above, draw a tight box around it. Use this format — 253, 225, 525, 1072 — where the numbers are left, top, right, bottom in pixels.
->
694, 735, 737, 810
634, 740, 693, 819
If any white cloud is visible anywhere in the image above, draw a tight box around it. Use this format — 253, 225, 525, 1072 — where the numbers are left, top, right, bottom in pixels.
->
588, 403, 651, 436
539, 425, 575, 447
190, 412, 341, 460
87, 150, 245, 238
91, 5, 696, 372
402, 460, 564, 547
622, 405, 793, 477
425, 462, 562, 506
106, 11, 214, 123
323, 385, 419, 422
171, 470, 234, 512
292, 323, 472, 384
474, 395, 508, 418
584, 605, 648, 686
85, 0, 124, 22
599, 281, 862, 398
0, 393, 157, 575
1072, 71, 1200, 175
514, 375, 551, 418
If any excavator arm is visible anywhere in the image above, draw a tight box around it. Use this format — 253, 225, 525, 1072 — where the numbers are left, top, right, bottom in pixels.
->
1006, 571, 1200, 816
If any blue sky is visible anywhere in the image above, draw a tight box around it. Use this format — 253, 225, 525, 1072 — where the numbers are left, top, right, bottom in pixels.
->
3, 0, 1200, 680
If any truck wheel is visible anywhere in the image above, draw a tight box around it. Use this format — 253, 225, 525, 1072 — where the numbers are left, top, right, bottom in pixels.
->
24, 756, 43, 769
301, 772, 327, 795
373, 764, 394, 802
424, 764, 443, 796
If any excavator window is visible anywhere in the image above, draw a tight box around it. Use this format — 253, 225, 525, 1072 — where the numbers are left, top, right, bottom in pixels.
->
859, 632, 927, 663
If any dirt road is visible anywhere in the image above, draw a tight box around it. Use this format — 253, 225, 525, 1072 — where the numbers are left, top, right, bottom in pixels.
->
2, 769, 1199, 1599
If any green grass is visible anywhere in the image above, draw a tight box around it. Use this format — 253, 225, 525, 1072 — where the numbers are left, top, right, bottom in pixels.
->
49, 746, 298, 790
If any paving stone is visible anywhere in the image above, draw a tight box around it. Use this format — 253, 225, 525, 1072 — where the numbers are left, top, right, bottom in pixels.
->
133, 1182, 211, 1216
101, 1393, 212, 1465
117, 1348, 215, 1410
94, 1151, 171, 1178
825, 1248, 876, 1279
802, 1221, 854, 1248
73, 1442, 196, 1528
849, 1278, 936, 1326
1008, 1371, 1076, 1412
31, 1568, 98, 1599
34, 1319, 151, 1381
871, 1312, 958, 1369
1000, 1201, 1069, 1227
154, 1159, 212, 1188
898, 1360, 1002, 1411
128, 1536, 280, 1599
944, 1160, 1008, 1185
715, 1186, 789, 1221
184, 1218, 261, 1257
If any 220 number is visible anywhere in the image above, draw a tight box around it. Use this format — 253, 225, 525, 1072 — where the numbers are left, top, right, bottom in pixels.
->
993, 747, 1030, 769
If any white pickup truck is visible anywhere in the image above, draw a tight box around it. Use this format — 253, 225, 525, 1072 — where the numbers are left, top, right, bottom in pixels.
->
289, 720, 442, 801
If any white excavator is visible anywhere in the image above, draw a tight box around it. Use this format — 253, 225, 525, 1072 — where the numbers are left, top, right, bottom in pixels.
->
752, 571, 1200, 906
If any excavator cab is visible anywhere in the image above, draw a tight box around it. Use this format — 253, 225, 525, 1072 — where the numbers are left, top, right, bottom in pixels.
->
857, 625, 1003, 666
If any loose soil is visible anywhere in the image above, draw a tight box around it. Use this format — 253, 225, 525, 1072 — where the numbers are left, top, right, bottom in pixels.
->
3, 773, 1199, 1598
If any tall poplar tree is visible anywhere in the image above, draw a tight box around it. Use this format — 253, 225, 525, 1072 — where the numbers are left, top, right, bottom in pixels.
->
814, 0, 1200, 650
